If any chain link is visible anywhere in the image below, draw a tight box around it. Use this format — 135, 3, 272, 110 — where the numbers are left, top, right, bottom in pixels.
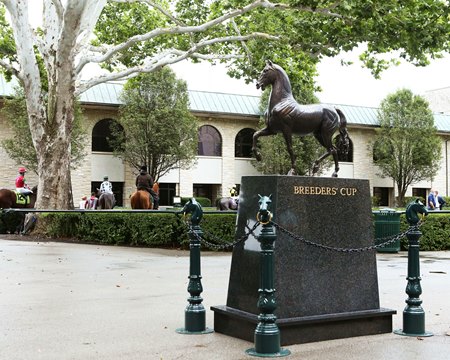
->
271, 220, 422, 253
180, 215, 422, 253
199, 222, 260, 250
181, 220, 260, 250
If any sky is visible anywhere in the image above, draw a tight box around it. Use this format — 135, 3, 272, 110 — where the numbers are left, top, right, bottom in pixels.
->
171, 52, 450, 108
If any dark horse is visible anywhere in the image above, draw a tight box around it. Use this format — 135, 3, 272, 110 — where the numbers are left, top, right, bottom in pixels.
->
254, 60, 350, 177
0, 186, 38, 209
97, 191, 115, 209
0, 186, 38, 234
216, 197, 238, 211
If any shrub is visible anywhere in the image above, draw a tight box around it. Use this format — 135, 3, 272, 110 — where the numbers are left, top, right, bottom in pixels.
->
20, 210, 450, 252
371, 196, 380, 207
442, 196, 450, 210
37, 211, 236, 250
399, 213, 450, 251
0, 211, 25, 234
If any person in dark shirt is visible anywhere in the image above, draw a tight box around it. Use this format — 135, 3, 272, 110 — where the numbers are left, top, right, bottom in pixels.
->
435, 190, 446, 210
135, 165, 159, 209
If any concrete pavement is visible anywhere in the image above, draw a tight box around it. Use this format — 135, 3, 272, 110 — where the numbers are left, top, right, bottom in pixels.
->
1, 239, 449, 360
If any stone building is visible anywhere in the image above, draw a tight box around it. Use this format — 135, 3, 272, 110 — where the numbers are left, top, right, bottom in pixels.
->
424, 87, 450, 114
1, 79, 449, 207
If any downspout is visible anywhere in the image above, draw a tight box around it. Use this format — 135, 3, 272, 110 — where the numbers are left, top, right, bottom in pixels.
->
446, 139, 449, 196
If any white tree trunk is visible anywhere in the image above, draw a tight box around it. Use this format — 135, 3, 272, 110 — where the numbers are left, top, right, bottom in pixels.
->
34, 88, 75, 209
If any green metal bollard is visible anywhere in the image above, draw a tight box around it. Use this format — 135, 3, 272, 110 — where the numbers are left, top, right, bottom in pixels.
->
176, 198, 213, 335
246, 195, 290, 357
394, 199, 432, 337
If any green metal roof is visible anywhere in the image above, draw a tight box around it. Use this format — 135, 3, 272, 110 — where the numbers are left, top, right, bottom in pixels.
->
324, 103, 379, 127
80, 81, 122, 105
1, 78, 449, 132
188, 90, 260, 116
79, 82, 261, 116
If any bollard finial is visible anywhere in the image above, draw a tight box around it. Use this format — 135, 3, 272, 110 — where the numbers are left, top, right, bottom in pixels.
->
181, 197, 203, 226
405, 199, 428, 226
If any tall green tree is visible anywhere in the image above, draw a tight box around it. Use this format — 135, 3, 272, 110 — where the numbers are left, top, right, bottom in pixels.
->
370, 89, 441, 206
0, 1, 448, 208
110, 68, 198, 182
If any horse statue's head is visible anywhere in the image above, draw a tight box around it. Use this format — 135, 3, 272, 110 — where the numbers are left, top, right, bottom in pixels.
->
181, 197, 203, 227
256, 60, 279, 91
405, 198, 428, 226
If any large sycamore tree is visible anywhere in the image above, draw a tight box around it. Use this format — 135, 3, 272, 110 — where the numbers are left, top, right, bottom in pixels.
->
371, 89, 442, 206
0, 1, 448, 208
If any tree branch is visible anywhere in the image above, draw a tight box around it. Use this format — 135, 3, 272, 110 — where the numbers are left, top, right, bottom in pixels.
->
75, 51, 244, 96
76, 0, 277, 73
75, 31, 278, 95
111, 0, 187, 27
0, 59, 21, 80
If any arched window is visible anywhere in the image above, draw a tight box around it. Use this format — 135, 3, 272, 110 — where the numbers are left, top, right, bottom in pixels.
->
198, 125, 222, 156
92, 118, 123, 152
335, 135, 354, 162
235, 128, 255, 158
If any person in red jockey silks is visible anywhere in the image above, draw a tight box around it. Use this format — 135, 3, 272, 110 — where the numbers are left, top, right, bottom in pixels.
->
15, 167, 33, 195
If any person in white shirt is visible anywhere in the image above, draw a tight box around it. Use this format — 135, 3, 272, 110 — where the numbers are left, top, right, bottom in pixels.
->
79, 195, 88, 209
99, 175, 113, 194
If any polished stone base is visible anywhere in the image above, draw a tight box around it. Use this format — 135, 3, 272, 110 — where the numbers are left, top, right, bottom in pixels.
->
211, 175, 396, 344
212, 305, 396, 345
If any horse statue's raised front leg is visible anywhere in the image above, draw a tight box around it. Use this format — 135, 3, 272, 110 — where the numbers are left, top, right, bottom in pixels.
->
252, 127, 275, 162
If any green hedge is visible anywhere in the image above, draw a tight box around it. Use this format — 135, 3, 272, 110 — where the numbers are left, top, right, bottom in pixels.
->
3, 210, 449, 252
399, 213, 450, 251
37, 212, 236, 250
0, 211, 24, 233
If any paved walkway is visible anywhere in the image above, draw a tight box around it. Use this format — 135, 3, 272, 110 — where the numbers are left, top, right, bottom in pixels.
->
1, 239, 449, 360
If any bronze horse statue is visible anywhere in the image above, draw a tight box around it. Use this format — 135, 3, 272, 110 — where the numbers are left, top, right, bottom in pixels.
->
0, 186, 38, 209
216, 197, 238, 211
253, 60, 350, 177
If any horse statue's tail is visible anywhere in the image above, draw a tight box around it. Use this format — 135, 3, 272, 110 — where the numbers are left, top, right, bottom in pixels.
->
335, 108, 350, 156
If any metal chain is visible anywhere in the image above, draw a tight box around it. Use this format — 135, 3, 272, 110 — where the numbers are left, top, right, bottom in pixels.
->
197, 222, 260, 250
181, 214, 423, 253
270, 220, 422, 253
182, 220, 260, 250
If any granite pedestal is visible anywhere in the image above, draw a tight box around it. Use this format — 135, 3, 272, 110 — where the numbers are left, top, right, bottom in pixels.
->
211, 175, 395, 345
